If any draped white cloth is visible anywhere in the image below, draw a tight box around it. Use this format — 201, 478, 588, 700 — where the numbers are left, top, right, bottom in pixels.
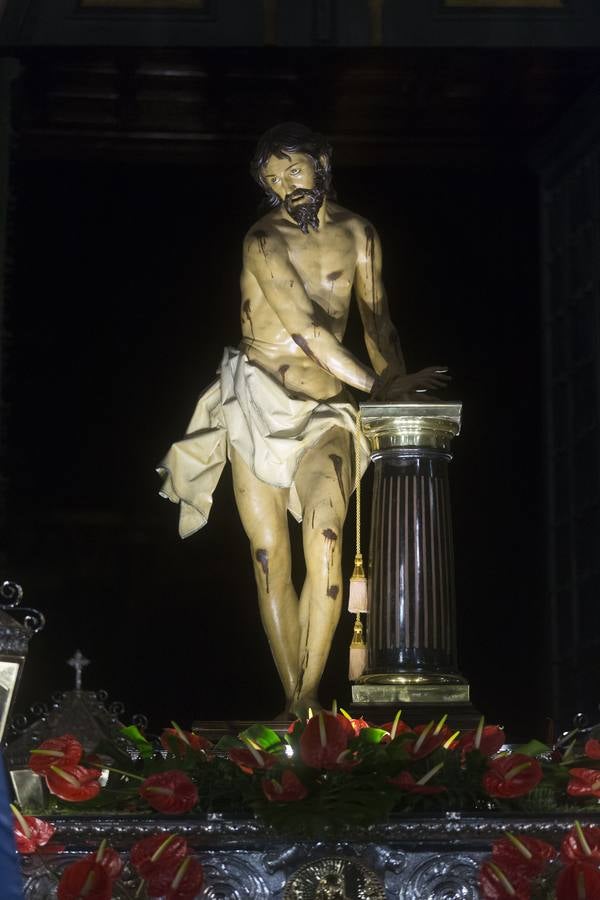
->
157, 347, 370, 538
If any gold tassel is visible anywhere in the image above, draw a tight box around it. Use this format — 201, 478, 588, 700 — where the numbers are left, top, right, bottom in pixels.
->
348, 552, 368, 613
348, 613, 367, 681
348, 409, 368, 613
349, 409, 368, 681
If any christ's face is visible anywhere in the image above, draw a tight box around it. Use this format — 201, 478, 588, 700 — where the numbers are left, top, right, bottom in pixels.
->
261, 151, 326, 234
262, 151, 318, 202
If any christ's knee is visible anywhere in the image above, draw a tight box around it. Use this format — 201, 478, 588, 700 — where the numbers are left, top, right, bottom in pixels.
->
303, 518, 343, 583
250, 537, 291, 598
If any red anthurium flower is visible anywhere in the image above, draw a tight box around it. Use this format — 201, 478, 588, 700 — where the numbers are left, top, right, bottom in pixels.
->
492, 833, 557, 878
299, 711, 350, 770
147, 855, 204, 900
160, 726, 213, 759
38, 841, 67, 855
11, 806, 55, 854
165, 856, 204, 900
287, 718, 305, 735
405, 720, 448, 760
130, 834, 189, 879
459, 726, 506, 758
567, 768, 600, 799
262, 769, 308, 802
45, 764, 102, 802
349, 716, 370, 734
29, 735, 83, 774
556, 861, 600, 900
584, 739, 600, 760
480, 861, 531, 900
337, 711, 370, 737
388, 768, 446, 795
86, 841, 123, 881
57, 859, 112, 900
482, 754, 543, 799
139, 770, 198, 814
381, 719, 411, 742
562, 822, 600, 863
228, 747, 278, 774
382, 720, 411, 736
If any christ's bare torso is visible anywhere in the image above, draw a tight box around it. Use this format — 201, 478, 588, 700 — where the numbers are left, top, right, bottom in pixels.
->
240, 201, 367, 400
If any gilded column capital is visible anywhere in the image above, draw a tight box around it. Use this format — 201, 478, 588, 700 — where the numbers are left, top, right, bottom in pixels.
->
359, 402, 462, 454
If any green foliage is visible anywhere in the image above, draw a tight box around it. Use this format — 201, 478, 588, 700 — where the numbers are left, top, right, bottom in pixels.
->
27, 717, 600, 832
237, 725, 282, 753
120, 725, 154, 760
514, 740, 552, 757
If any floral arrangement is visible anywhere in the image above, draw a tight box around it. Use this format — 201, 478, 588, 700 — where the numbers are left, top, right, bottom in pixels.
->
480, 823, 600, 899
11, 710, 600, 898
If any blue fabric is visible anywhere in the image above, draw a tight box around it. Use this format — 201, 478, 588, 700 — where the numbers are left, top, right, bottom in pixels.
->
0, 755, 24, 899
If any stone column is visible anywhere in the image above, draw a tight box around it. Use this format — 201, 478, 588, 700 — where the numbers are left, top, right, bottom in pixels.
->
352, 402, 470, 708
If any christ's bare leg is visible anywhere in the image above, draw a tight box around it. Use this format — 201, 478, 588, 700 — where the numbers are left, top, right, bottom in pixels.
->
292, 426, 353, 718
230, 447, 300, 716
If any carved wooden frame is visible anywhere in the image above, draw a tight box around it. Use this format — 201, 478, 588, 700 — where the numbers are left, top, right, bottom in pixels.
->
79, 0, 209, 10
442, 0, 565, 7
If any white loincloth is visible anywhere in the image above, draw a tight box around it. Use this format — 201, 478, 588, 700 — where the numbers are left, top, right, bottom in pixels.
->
157, 347, 370, 538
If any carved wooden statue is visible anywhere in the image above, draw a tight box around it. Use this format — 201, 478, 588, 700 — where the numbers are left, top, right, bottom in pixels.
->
158, 123, 448, 718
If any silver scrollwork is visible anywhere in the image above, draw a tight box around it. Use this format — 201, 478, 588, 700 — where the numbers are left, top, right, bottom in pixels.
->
199, 854, 275, 899
397, 854, 481, 900
0, 581, 23, 605
108, 701, 126, 717
0, 581, 45, 633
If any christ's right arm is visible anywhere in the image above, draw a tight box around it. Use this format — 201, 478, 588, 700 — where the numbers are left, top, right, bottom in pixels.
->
244, 227, 376, 394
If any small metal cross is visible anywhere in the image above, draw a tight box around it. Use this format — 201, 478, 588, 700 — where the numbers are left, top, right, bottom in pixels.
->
67, 649, 90, 691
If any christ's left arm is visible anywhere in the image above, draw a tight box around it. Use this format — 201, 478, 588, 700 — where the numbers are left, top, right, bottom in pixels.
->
354, 221, 407, 382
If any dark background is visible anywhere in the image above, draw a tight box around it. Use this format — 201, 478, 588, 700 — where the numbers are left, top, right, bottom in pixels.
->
3, 143, 543, 739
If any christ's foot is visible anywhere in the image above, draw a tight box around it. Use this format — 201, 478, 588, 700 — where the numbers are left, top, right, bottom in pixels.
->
290, 696, 322, 721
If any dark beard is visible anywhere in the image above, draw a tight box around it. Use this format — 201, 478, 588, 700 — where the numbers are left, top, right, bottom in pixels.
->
283, 186, 325, 234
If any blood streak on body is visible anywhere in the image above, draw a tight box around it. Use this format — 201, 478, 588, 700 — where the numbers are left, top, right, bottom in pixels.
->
255, 548, 270, 593
364, 225, 380, 345
252, 229, 274, 278
328, 454, 345, 503
279, 364, 290, 388
327, 584, 340, 600
322, 528, 338, 596
242, 299, 254, 337
326, 270, 342, 315
291, 333, 327, 371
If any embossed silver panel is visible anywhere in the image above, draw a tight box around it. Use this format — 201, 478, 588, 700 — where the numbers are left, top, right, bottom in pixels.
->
19, 813, 598, 899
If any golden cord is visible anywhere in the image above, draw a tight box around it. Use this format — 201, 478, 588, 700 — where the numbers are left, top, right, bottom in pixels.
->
355, 408, 362, 558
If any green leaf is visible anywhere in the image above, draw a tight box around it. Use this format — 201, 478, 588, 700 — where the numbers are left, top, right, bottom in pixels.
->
120, 725, 153, 759
513, 740, 551, 757
212, 734, 244, 752
238, 724, 282, 752
356, 727, 388, 745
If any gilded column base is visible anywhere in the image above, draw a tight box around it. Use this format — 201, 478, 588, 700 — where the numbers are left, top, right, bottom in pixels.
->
352, 681, 470, 706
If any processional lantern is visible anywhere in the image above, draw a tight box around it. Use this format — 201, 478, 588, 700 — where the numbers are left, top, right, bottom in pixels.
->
352, 402, 476, 725
0, 581, 45, 746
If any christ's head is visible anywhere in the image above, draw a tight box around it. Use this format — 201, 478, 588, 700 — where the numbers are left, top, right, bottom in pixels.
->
250, 122, 334, 233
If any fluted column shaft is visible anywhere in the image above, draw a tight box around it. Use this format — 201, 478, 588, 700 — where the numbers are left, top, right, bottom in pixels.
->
368, 449, 456, 674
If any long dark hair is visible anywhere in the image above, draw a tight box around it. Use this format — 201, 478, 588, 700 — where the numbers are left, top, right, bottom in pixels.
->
250, 122, 335, 209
